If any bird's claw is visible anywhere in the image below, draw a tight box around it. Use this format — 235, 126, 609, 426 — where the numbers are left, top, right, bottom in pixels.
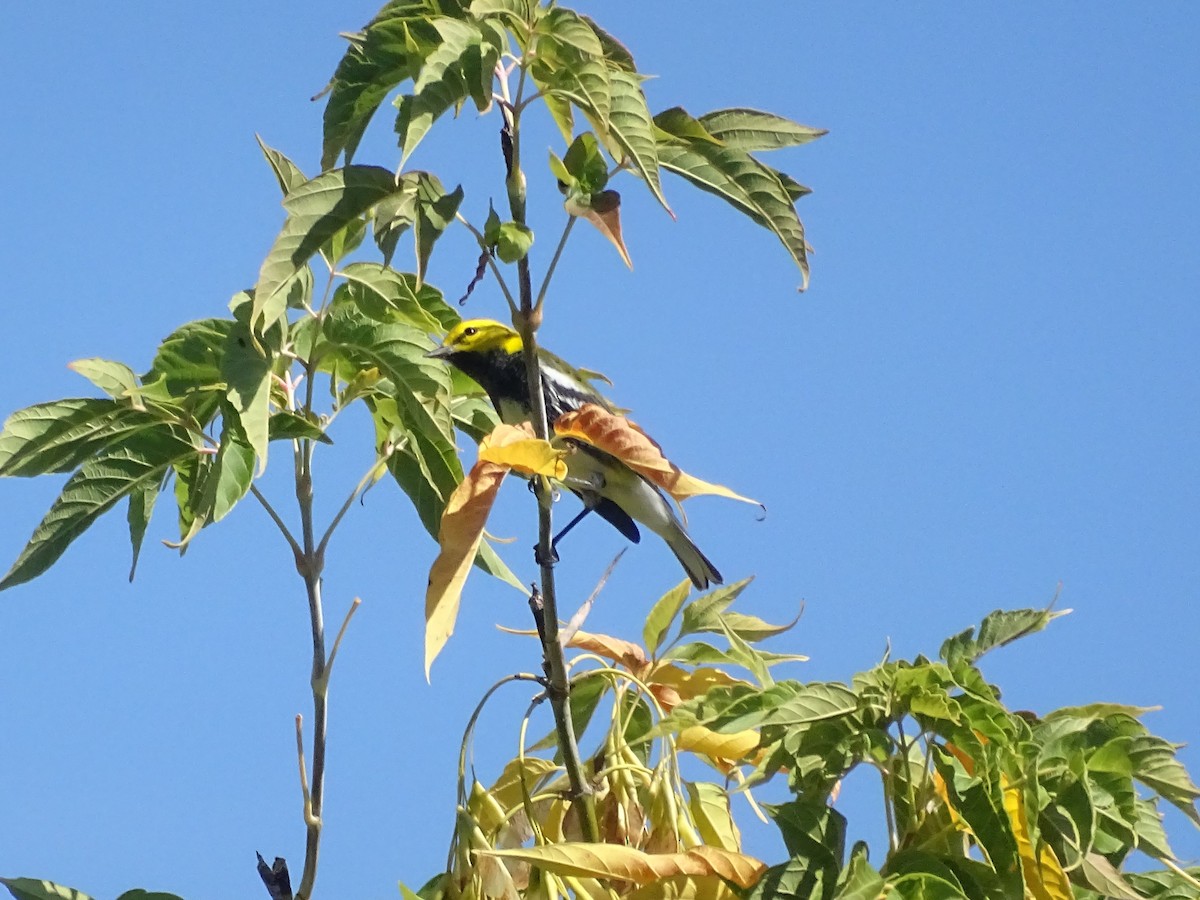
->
534, 543, 560, 568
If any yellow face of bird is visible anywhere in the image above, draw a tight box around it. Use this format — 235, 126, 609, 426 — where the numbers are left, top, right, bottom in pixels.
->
429, 319, 523, 358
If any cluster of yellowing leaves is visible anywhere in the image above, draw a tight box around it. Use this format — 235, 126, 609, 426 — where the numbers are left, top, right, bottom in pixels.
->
424, 406, 759, 677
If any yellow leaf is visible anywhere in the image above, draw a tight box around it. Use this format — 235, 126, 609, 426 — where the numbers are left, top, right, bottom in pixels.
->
623, 875, 739, 900
649, 665, 750, 703
480, 437, 567, 479
481, 843, 765, 890
686, 782, 742, 853
676, 726, 761, 762
424, 424, 534, 679
1002, 774, 1073, 900
553, 405, 760, 506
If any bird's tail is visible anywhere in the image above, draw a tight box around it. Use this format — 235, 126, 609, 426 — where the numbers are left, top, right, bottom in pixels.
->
663, 524, 723, 591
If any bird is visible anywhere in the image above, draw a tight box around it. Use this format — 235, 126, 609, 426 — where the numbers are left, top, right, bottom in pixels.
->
426, 318, 722, 589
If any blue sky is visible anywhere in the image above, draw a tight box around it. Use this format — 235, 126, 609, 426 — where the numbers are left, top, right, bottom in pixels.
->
2, 4, 1198, 898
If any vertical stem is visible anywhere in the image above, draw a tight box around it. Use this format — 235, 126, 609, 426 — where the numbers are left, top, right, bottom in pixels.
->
500, 65, 600, 843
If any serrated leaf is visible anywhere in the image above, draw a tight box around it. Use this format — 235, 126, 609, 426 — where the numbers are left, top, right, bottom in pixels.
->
697, 108, 827, 151
940, 607, 1067, 669
67, 358, 140, 402
0, 400, 167, 478
680, 579, 754, 636
322, 304, 453, 444
338, 262, 457, 330
145, 319, 233, 395
834, 843, 884, 900
656, 108, 812, 290
601, 70, 669, 214
395, 17, 482, 166
319, 8, 424, 169
412, 173, 464, 286
643, 578, 690, 656
0, 428, 197, 591
1077, 853, 1146, 900
254, 165, 401, 327
256, 134, 307, 195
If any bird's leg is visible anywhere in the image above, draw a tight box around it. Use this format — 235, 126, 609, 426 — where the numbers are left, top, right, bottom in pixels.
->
552, 506, 593, 548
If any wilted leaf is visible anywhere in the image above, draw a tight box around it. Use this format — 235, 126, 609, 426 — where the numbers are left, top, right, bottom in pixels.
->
940, 607, 1067, 670
568, 189, 631, 268
554, 404, 759, 506
1002, 775, 1073, 900
567, 629, 649, 671
481, 843, 765, 889
424, 424, 533, 676
478, 436, 566, 477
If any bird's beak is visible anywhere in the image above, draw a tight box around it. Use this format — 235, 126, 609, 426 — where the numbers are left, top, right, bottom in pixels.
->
425, 344, 453, 360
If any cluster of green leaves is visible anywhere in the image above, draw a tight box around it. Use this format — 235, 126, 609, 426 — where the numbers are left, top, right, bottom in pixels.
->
0, 136, 517, 593
318, 0, 821, 285
653, 608, 1200, 900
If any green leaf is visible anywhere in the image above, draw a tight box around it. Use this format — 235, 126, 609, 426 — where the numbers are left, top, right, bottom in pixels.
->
531, 9, 611, 129
885, 872, 970, 900
338, 262, 457, 331
562, 131, 609, 193
269, 411, 332, 444
0, 879, 94, 900
256, 134, 307, 195
67, 358, 140, 401
656, 106, 812, 288
145, 319, 233, 395
719, 609, 801, 643
126, 481, 159, 581
1077, 853, 1146, 900
1126, 869, 1200, 899
749, 803, 845, 900
0, 400, 167, 478
579, 14, 635, 71
685, 781, 741, 852
659, 680, 856, 736
318, 6, 426, 169
679, 577, 753, 636
221, 314, 273, 474
412, 173, 464, 286
834, 843, 884, 900
494, 222, 534, 263
322, 305, 453, 444
601, 70, 668, 214
698, 108, 827, 151
940, 607, 1067, 669
395, 17, 482, 166
642, 577, 689, 656
661, 639, 807, 669
254, 165, 402, 327
320, 215, 368, 269
0, 427, 197, 591
1126, 734, 1200, 826
208, 415, 255, 523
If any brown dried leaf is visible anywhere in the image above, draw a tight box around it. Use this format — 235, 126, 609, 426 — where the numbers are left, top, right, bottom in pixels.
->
554, 405, 759, 506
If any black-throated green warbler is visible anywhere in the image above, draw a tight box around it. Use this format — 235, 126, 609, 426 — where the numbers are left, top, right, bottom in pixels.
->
427, 319, 723, 589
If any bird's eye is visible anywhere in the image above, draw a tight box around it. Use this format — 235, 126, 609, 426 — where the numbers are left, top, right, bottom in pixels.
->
462, 327, 477, 338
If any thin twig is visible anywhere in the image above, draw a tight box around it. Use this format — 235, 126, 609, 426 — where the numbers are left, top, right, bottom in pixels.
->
325, 597, 361, 675
560, 548, 625, 646
251, 485, 302, 560
533, 215, 577, 316
316, 457, 391, 560
294, 715, 316, 826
